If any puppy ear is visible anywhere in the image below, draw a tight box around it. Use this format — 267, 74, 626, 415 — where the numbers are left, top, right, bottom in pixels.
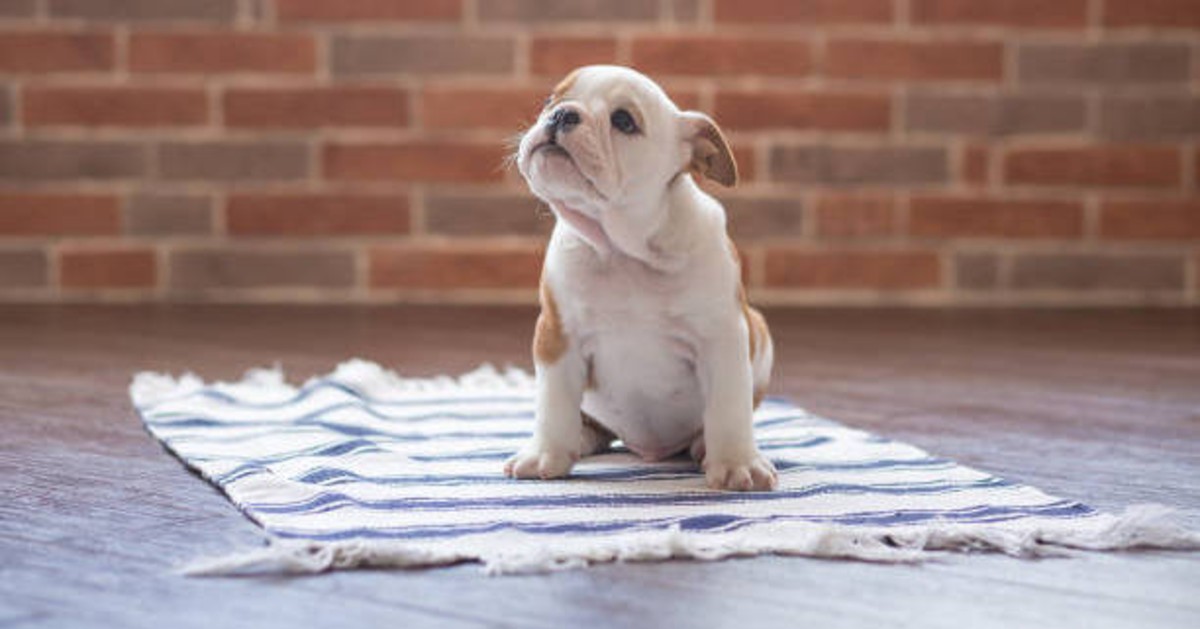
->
680, 111, 738, 188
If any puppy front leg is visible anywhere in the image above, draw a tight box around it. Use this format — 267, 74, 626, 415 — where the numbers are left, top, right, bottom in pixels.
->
699, 326, 777, 491
504, 347, 587, 480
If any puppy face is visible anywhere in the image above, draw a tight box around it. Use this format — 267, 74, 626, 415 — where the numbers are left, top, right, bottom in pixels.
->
515, 65, 737, 248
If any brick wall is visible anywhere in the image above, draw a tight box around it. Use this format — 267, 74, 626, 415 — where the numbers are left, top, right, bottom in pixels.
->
1, 0, 1198, 305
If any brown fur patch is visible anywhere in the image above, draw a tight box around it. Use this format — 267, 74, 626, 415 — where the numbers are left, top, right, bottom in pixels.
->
546, 68, 581, 108
533, 279, 568, 364
688, 115, 738, 187
729, 237, 770, 409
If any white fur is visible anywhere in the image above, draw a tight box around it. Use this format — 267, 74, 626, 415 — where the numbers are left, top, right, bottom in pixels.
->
506, 66, 776, 491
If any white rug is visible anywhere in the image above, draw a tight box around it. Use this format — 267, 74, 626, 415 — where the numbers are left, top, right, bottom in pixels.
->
130, 359, 1199, 575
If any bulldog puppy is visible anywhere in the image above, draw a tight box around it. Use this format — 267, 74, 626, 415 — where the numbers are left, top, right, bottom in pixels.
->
505, 65, 776, 491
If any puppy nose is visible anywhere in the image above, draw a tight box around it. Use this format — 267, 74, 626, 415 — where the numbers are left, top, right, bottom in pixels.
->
547, 107, 581, 136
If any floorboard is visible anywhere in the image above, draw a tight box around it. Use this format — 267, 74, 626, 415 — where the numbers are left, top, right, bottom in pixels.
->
1, 305, 1198, 629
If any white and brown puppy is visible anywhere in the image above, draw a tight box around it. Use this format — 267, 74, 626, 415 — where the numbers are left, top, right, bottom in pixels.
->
505, 65, 776, 492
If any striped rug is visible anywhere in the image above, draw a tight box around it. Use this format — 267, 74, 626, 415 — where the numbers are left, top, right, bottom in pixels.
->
130, 360, 1198, 575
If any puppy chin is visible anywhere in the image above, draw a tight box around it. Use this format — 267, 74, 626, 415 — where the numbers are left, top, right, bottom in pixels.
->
524, 146, 604, 208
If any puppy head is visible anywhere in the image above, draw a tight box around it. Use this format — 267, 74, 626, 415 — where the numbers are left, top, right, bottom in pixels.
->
515, 65, 736, 248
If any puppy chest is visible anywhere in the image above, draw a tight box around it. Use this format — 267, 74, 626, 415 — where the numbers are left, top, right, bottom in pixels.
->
581, 331, 705, 459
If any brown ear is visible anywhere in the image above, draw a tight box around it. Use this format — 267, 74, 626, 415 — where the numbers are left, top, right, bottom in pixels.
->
681, 111, 738, 187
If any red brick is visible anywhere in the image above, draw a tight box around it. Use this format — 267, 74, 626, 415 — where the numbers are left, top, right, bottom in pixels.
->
48, 0, 237, 21
421, 87, 544, 131
370, 245, 542, 289
224, 87, 409, 129
130, 32, 316, 75
910, 196, 1085, 239
1099, 200, 1200, 240
24, 86, 207, 128
765, 249, 941, 289
531, 37, 618, 76
275, 0, 460, 22
814, 193, 897, 238
1005, 146, 1181, 188
0, 30, 114, 74
59, 247, 157, 289
826, 39, 1003, 82
912, 0, 1088, 28
964, 144, 990, 186
715, 0, 893, 23
324, 142, 509, 183
1103, 0, 1200, 28
632, 36, 813, 77
1195, 147, 1200, 186
227, 193, 410, 237
0, 193, 120, 236
715, 91, 890, 132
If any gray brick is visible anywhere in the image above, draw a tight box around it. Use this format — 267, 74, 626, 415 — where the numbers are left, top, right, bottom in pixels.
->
769, 145, 948, 185
906, 93, 1086, 136
0, 249, 48, 288
1018, 43, 1190, 85
479, 0, 659, 22
0, 0, 36, 17
1099, 95, 1200, 140
332, 35, 514, 77
668, 0, 701, 21
126, 193, 212, 236
425, 192, 551, 236
169, 248, 355, 291
158, 141, 309, 182
721, 196, 805, 240
1010, 253, 1184, 291
0, 85, 10, 127
954, 253, 999, 290
48, 0, 237, 21
0, 140, 146, 181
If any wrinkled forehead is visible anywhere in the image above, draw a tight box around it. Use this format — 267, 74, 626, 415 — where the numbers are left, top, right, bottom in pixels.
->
548, 65, 678, 114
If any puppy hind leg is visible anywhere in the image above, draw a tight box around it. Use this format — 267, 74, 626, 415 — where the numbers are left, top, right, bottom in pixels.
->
581, 412, 616, 456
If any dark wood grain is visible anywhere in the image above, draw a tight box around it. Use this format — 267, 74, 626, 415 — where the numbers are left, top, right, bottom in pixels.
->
2, 305, 1198, 629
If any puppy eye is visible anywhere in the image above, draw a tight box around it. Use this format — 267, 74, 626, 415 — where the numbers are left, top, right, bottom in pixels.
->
610, 109, 639, 135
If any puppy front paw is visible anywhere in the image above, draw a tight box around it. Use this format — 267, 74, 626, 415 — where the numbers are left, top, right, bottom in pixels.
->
704, 452, 778, 491
504, 447, 576, 480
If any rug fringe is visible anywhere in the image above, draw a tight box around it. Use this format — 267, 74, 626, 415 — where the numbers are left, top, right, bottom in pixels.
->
182, 504, 1200, 577
131, 360, 535, 410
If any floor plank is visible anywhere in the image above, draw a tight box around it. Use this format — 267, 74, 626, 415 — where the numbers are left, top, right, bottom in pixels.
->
2, 305, 1198, 629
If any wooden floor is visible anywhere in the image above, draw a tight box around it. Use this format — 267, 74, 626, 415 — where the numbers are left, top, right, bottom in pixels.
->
2, 306, 1198, 629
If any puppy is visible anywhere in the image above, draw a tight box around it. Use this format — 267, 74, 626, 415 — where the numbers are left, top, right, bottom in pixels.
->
505, 65, 776, 492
